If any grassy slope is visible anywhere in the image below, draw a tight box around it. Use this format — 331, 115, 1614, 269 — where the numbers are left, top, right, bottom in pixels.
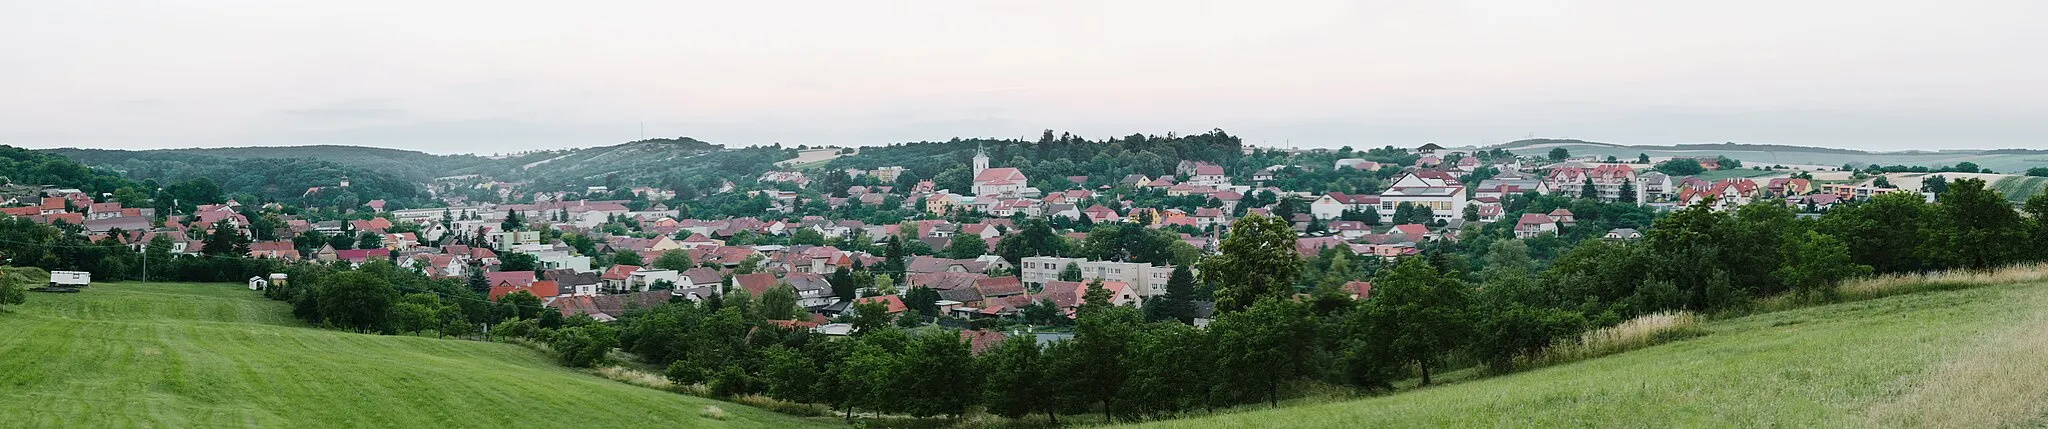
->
1992, 176, 2048, 203
1128, 281, 2048, 428
0, 282, 828, 429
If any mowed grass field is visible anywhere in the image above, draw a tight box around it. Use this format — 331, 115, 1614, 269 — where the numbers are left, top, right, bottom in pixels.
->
0, 282, 829, 429
1127, 280, 2048, 428
1993, 176, 2048, 203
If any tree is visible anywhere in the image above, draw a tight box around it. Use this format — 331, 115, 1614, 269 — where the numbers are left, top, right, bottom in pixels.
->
1922, 175, 1950, 195
1202, 214, 1303, 313
1143, 265, 1199, 324
1355, 258, 1469, 385
1637, 153, 1651, 163
200, 219, 249, 256
1775, 230, 1871, 301
1816, 192, 1930, 274
501, 209, 524, 231
611, 250, 644, 267
356, 232, 383, 250
466, 266, 491, 295
1210, 297, 1317, 407
1547, 147, 1570, 161
1618, 179, 1637, 203
1060, 292, 1143, 422
499, 252, 539, 272
759, 283, 802, 321
1655, 158, 1706, 176
315, 270, 396, 332
847, 299, 893, 334
981, 335, 1055, 421
940, 234, 988, 259
0, 267, 32, 310
499, 290, 544, 320
391, 293, 447, 335
1580, 177, 1598, 200
1716, 156, 1742, 169
1927, 178, 2028, 269
1059, 262, 1083, 282
651, 249, 693, 271
551, 324, 618, 368
791, 228, 826, 246
903, 286, 942, 318
896, 330, 979, 418
2027, 167, 2048, 178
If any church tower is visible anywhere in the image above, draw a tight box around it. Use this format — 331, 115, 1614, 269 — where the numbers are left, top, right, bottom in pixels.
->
972, 144, 989, 177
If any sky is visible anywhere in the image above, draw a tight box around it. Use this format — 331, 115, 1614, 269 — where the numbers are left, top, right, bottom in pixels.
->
3, 0, 2044, 154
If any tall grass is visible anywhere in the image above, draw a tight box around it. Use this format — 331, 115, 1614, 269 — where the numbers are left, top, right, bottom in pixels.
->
1530, 311, 1706, 368
1836, 262, 2048, 302
1866, 284, 2048, 428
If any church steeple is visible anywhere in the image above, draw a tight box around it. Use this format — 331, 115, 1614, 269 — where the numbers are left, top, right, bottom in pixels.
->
972, 143, 989, 177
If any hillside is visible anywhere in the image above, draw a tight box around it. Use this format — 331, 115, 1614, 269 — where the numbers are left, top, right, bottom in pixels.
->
503, 137, 787, 192
1492, 139, 2048, 173
0, 282, 827, 429
1127, 276, 2048, 428
46, 146, 500, 183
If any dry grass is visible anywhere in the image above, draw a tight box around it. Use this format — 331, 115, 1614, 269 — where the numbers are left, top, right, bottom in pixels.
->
1837, 262, 2048, 302
698, 405, 729, 421
1866, 286, 2048, 428
731, 394, 832, 418
1531, 311, 1705, 367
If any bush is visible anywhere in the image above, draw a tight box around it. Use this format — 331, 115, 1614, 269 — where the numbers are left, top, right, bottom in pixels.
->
549, 325, 618, 368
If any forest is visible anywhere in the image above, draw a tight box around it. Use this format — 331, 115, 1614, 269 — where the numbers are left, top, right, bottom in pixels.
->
41, 148, 431, 208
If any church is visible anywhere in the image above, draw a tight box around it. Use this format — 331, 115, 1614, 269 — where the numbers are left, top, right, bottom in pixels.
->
970, 145, 1030, 197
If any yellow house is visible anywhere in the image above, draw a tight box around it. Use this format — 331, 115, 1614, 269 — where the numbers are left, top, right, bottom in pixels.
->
924, 195, 956, 216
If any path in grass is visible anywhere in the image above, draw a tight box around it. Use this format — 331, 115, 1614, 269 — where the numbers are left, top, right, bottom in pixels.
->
0, 282, 827, 429
1126, 281, 2048, 428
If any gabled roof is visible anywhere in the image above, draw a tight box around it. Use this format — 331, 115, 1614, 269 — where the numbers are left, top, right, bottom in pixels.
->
602, 264, 641, 281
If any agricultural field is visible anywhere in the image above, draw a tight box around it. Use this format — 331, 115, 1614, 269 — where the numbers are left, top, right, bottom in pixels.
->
1128, 274, 2048, 428
1506, 140, 2048, 174
1992, 175, 2048, 203
0, 282, 826, 429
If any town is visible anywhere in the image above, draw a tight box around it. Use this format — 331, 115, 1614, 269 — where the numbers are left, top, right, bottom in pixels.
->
3, 136, 2047, 426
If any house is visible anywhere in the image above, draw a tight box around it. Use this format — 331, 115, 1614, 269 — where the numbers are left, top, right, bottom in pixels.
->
545, 269, 603, 297
489, 280, 560, 301
852, 295, 908, 315
961, 330, 1007, 355
1343, 281, 1373, 300
1036, 280, 1138, 314
1514, 213, 1560, 238
627, 268, 683, 291
1082, 205, 1121, 223
1334, 159, 1380, 171
1414, 142, 1444, 156
1185, 163, 1229, 187
1604, 228, 1643, 241
1547, 164, 1637, 200
1310, 192, 1379, 220
551, 290, 676, 321
486, 271, 538, 288
601, 264, 642, 293
1376, 172, 1468, 223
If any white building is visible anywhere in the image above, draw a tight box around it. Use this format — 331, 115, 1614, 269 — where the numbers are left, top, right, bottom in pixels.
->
1376, 172, 1469, 223
1019, 256, 1179, 298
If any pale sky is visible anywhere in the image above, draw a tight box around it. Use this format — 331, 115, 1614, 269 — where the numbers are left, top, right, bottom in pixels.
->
3, 1, 2044, 154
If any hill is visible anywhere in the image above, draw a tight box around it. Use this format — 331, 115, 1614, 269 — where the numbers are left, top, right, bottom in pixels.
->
1126, 274, 2048, 428
501, 137, 789, 192
0, 282, 828, 429
1491, 140, 2048, 173
46, 145, 499, 183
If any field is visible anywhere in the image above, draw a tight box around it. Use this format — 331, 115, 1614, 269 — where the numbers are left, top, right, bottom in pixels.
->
1993, 175, 2048, 203
1683, 169, 1781, 181
1128, 277, 2048, 428
0, 282, 828, 429
1509, 141, 2048, 174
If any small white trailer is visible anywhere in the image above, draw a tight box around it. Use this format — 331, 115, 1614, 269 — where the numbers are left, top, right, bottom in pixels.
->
50, 271, 91, 287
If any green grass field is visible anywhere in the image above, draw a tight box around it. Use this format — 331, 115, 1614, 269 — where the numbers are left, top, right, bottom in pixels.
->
1993, 176, 2048, 203
0, 282, 829, 429
1127, 279, 2048, 428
